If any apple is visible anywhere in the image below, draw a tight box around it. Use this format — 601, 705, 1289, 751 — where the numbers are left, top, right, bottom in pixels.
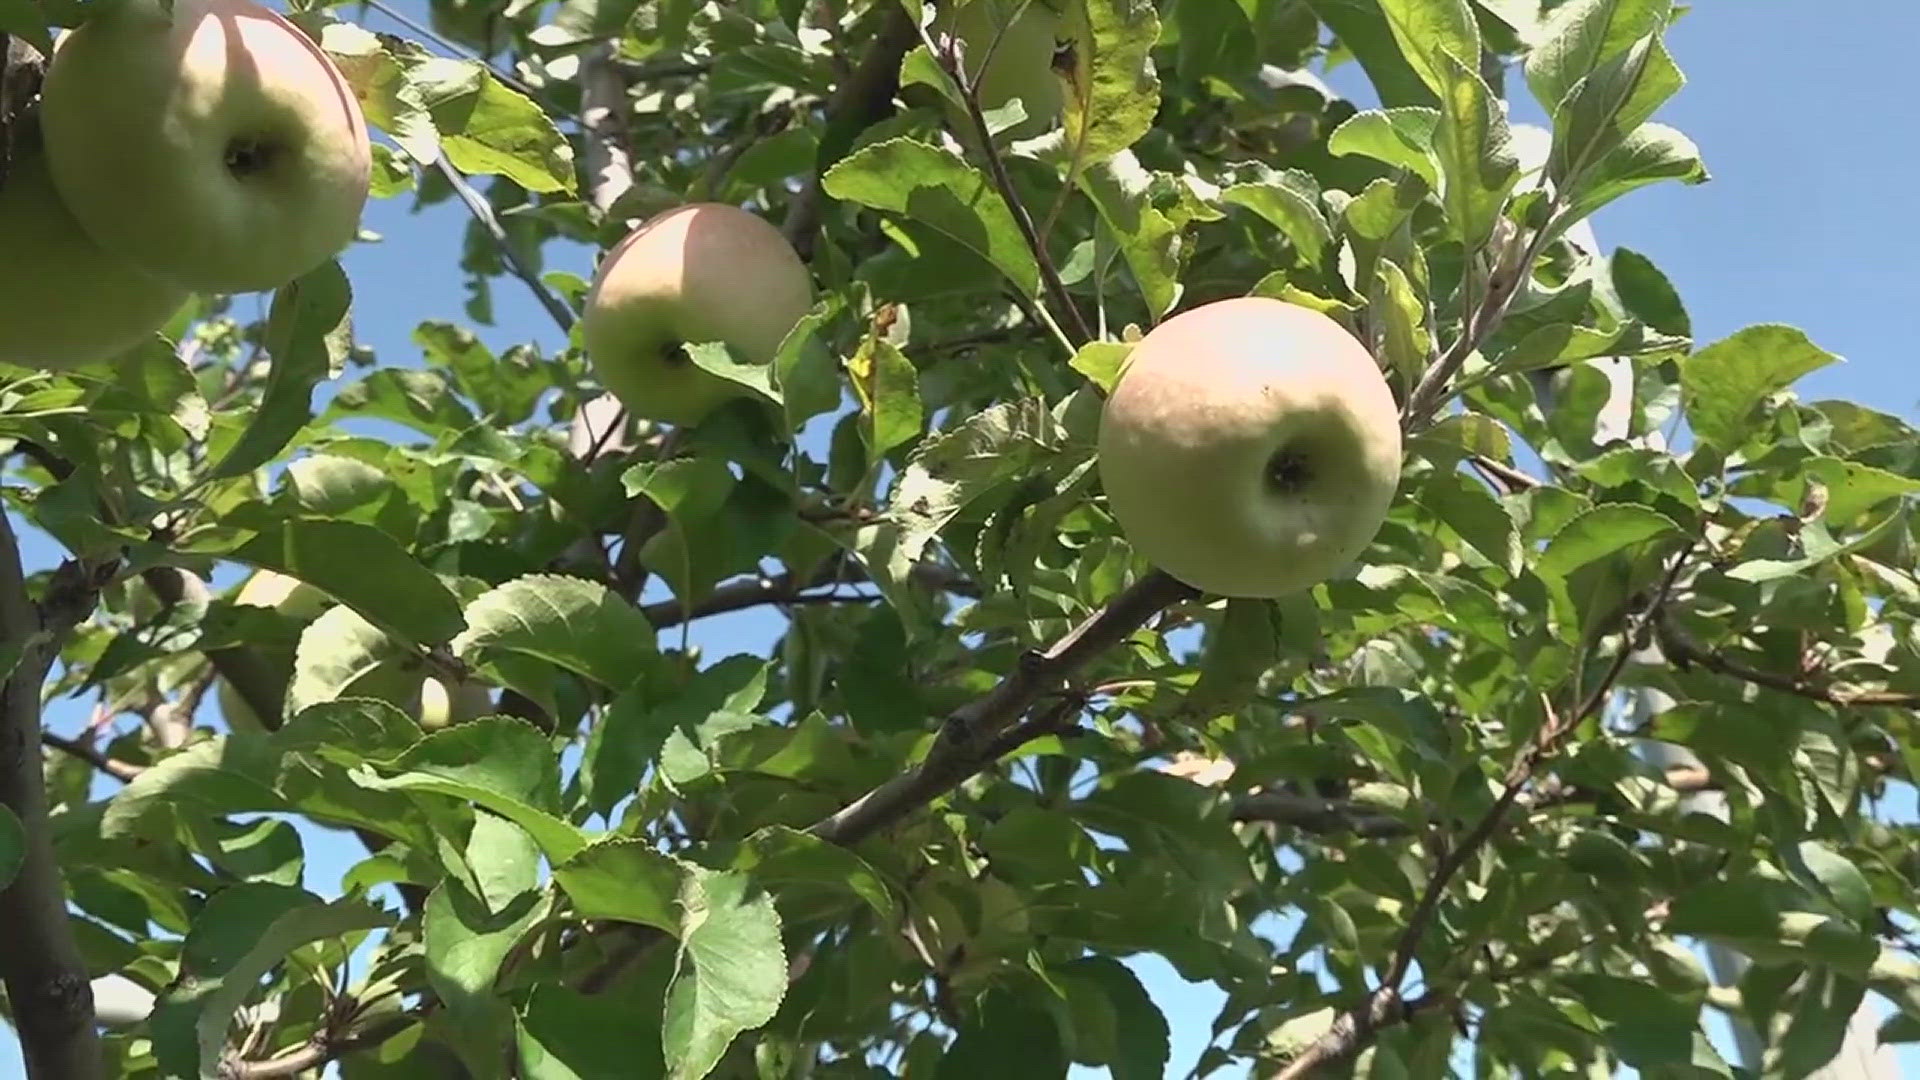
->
38, 0, 372, 294
215, 569, 332, 731
0, 147, 188, 369
1096, 297, 1403, 599
938, 0, 1065, 142
418, 675, 495, 731
580, 202, 814, 427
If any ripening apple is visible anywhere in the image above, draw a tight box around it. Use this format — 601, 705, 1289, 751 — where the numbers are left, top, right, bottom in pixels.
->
39, 0, 372, 294
580, 203, 814, 427
0, 147, 188, 369
938, 0, 1065, 142
1097, 297, 1403, 599
214, 569, 331, 731
418, 675, 494, 731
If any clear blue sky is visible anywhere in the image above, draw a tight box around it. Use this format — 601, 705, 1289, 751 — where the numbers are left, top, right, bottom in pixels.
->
5, 3, 1917, 1076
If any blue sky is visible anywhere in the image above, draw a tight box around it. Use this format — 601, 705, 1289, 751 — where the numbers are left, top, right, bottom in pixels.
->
5, 2, 1918, 1076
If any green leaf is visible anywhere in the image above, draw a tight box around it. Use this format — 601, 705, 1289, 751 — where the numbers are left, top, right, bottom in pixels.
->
1777, 971, 1870, 1078
1548, 33, 1685, 189
1667, 877, 1878, 974
1559, 121, 1708, 234
1430, 50, 1520, 249
1069, 341, 1134, 393
1077, 151, 1188, 317
1183, 599, 1283, 719
1804, 457, 1920, 524
1327, 107, 1441, 188
356, 717, 586, 863
1726, 511, 1903, 584
281, 454, 397, 521
1061, 956, 1169, 1080
100, 736, 287, 840
452, 573, 657, 692
517, 984, 666, 1079
1681, 324, 1840, 452
230, 517, 467, 648
661, 869, 786, 1080
821, 137, 1040, 296
0, 0, 55, 55
287, 604, 416, 715
553, 840, 689, 932
1789, 841, 1874, 924
1058, 0, 1164, 165
774, 304, 844, 432
149, 884, 391, 1079
939, 986, 1068, 1079
426, 877, 552, 1079
1536, 502, 1683, 579
682, 341, 782, 408
1304, 0, 1438, 107
411, 58, 576, 193
1524, 0, 1674, 128
1220, 167, 1332, 265
0, 804, 22, 890
1611, 246, 1690, 337
846, 336, 923, 458
1559, 972, 1698, 1068
208, 261, 350, 479
1376, 0, 1482, 102
733, 825, 897, 922
1371, 259, 1431, 383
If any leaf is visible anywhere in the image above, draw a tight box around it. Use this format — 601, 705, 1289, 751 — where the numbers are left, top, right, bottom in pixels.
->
0, 804, 21, 890
452, 573, 657, 692
410, 58, 577, 193
1804, 457, 1920, 524
1061, 956, 1170, 1080
426, 877, 552, 1077
1183, 599, 1283, 719
877, 398, 1067, 573
938, 986, 1068, 1079
1548, 33, 1685, 189
1536, 503, 1683, 579
230, 517, 467, 647
517, 984, 666, 1079
1077, 152, 1187, 317
846, 336, 923, 458
1681, 324, 1840, 452
821, 137, 1040, 296
1611, 245, 1690, 337
1069, 341, 1134, 393
208, 261, 351, 479
0, 0, 54, 55
774, 304, 844, 432
1303, 0, 1438, 107
1725, 511, 1902, 584
682, 341, 782, 408
1058, 0, 1164, 165
149, 884, 391, 1079
1327, 107, 1441, 188
1524, 0, 1674, 127
287, 603, 415, 715
282, 454, 396, 520
1559, 972, 1699, 1068
356, 717, 586, 863
1559, 122, 1708, 233
1220, 167, 1331, 265
101, 736, 287, 840
1376, 0, 1483, 102
1431, 50, 1520, 249
1777, 971, 1870, 1079
1372, 258, 1431, 383
1667, 877, 1878, 974
553, 840, 689, 932
1789, 841, 1873, 924
733, 825, 897, 922
661, 869, 786, 1080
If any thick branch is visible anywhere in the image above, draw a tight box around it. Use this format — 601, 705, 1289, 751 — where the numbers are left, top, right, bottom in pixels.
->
579, 43, 634, 218
811, 570, 1198, 845
782, 2, 919, 260
0, 514, 105, 1079
1271, 992, 1451, 1080
1658, 620, 1920, 709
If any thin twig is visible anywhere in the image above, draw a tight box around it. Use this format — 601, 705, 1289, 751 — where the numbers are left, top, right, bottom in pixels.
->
223, 1011, 419, 1079
1658, 620, 1920, 708
932, 27, 1091, 347
433, 156, 576, 334
1403, 221, 1559, 431
39, 731, 143, 783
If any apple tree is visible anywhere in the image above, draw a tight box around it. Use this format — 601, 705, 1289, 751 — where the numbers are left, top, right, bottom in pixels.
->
0, 1, 1917, 1078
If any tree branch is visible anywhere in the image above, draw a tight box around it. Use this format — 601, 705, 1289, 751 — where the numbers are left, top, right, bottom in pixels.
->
639, 560, 978, 629
0, 513, 107, 1079
810, 570, 1198, 845
1657, 620, 1920, 709
434, 155, 576, 334
1403, 221, 1559, 431
223, 1010, 419, 1079
40, 730, 143, 783
1273, 542, 1694, 1079
782, 1, 919, 261
579, 42, 634, 219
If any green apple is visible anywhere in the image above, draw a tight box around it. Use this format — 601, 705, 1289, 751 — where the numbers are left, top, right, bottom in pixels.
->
419, 676, 494, 731
938, 0, 1065, 142
39, 0, 372, 294
581, 202, 814, 427
215, 569, 333, 731
0, 146, 188, 369
1097, 297, 1403, 599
